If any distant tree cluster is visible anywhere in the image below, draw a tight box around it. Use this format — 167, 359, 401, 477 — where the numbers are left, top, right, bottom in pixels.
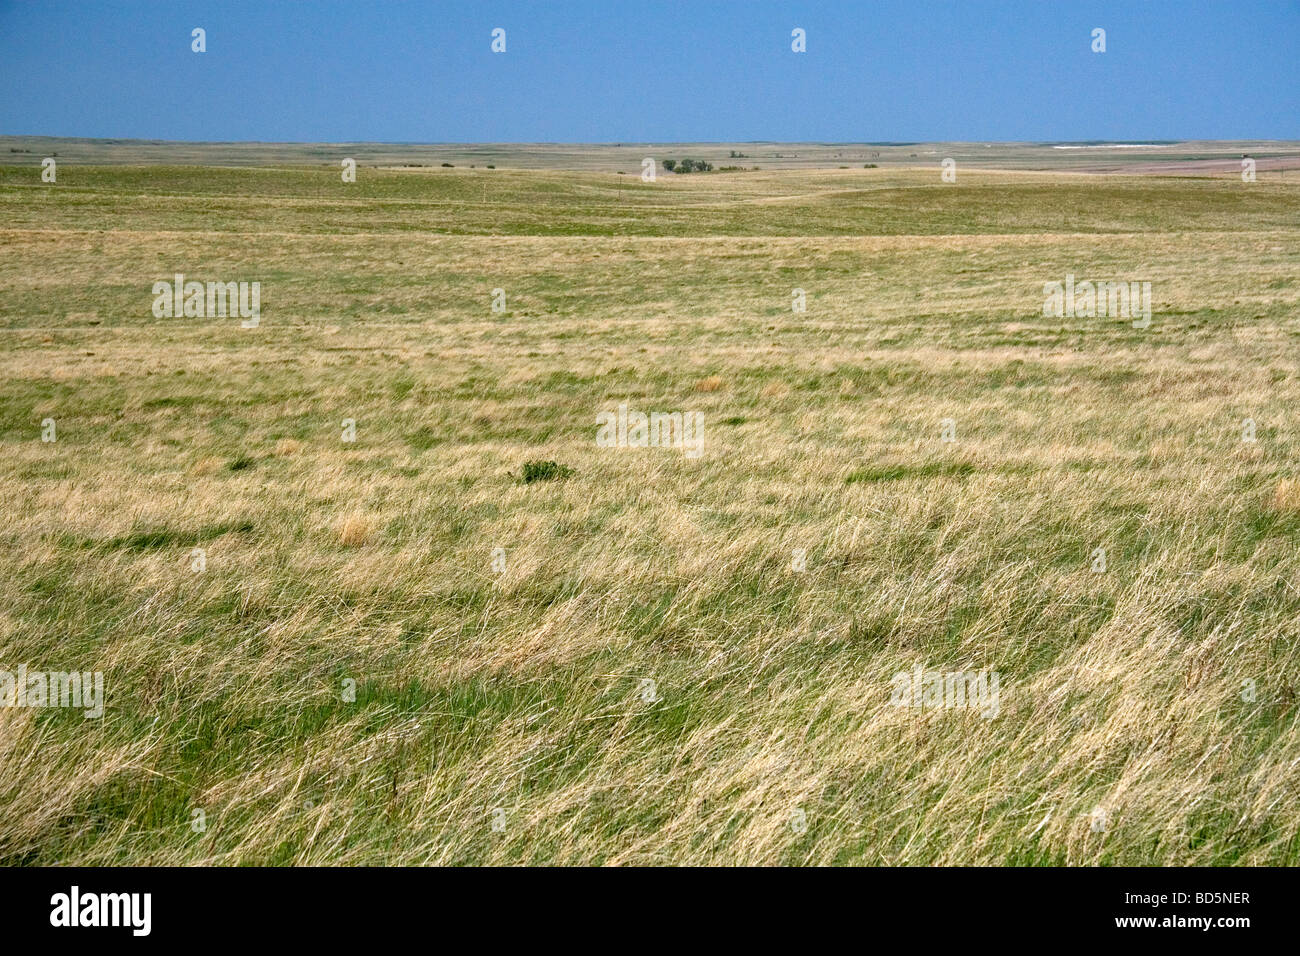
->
663, 158, 713, 174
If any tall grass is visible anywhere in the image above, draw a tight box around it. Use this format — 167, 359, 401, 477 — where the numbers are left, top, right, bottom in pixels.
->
0, 162, 1298, 864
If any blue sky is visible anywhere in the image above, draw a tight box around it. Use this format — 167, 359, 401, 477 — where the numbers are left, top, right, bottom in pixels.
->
1, 0, 1296, 142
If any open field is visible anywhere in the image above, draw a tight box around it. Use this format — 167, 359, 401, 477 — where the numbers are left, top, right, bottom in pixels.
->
1, 148, 1300, 864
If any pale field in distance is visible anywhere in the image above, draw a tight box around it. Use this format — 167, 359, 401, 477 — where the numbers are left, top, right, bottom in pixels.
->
1, 142, 1299, 864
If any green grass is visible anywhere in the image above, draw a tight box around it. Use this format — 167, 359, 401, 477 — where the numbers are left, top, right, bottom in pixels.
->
0, 155, 1298, 865
520, 460, 575, 484
845, 461, 976, 484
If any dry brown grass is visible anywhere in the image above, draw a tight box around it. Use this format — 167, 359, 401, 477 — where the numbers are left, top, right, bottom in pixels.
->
1272, 480, 1300, 512
0, 162, 1298, 865
336, 515, 375, 547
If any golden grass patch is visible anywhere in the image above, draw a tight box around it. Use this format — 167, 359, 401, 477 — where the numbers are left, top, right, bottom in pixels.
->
1272, 479, 1300, 511
336, 514, 376, 547
189, 456, 222, 476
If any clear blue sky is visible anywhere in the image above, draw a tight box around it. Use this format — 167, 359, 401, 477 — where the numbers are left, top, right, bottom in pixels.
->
1, 0, 1296, 142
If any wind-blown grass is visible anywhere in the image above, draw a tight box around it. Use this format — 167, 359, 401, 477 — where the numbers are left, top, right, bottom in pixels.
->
0, 160, 1298, 864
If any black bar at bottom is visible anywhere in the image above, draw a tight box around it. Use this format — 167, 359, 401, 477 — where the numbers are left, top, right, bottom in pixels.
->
1, 865, 1283, 943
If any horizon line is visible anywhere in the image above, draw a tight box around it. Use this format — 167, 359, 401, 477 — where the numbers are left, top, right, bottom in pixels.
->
5, 135, 1300, 147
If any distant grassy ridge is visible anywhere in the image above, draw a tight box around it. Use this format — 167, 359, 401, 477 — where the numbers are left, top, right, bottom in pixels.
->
3, 164, 1300, 239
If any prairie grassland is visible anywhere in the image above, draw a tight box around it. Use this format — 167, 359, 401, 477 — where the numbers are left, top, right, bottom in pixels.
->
1, 162, 1299, 865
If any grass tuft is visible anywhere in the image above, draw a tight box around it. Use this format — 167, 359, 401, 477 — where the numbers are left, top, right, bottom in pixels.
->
521, 460, 575, 484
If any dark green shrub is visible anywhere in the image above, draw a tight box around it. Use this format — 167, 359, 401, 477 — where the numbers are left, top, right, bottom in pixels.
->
521, 460, 574, 484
